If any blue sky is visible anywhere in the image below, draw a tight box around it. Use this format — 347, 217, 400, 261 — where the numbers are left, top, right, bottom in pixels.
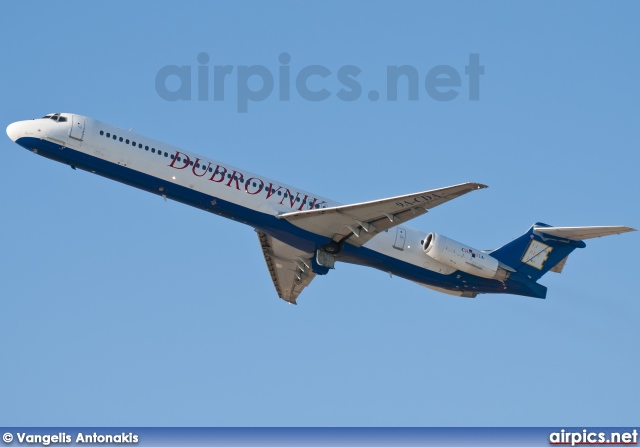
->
1, 2, 638, 426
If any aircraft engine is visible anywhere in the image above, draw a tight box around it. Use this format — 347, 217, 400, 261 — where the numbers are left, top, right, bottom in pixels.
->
422, 233, 510, 280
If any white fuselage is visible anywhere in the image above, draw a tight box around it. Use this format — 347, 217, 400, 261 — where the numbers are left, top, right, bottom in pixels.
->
7, 113, 483, 298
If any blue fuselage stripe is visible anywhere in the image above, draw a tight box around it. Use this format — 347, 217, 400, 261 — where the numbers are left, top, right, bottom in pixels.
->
16, 136, 527, 297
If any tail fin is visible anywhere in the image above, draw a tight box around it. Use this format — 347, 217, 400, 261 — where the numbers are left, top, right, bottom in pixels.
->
490, 223, 635, 282
490, 223, 582, 282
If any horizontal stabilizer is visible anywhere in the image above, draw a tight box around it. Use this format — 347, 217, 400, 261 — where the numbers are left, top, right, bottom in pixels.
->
534, 225, 636, 241
550, 255, 569, 273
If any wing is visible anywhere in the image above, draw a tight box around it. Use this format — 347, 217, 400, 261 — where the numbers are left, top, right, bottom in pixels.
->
278, 182, 487, 248
256, 230, 316, 304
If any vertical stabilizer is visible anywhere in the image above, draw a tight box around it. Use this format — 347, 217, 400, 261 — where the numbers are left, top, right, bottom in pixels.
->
489, 223, 586, 281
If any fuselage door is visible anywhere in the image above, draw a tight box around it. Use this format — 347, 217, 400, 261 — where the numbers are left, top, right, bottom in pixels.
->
69, 115, 85, 141
393, 227, 406, 250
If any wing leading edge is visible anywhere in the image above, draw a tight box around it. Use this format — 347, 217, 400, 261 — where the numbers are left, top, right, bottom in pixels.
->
277, 182, 487, 247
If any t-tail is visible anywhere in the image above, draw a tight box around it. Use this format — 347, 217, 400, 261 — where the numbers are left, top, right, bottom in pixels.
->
489, 223, 636, 299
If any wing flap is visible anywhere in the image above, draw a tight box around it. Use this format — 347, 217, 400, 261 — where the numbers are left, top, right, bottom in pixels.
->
278, 182, 487, 247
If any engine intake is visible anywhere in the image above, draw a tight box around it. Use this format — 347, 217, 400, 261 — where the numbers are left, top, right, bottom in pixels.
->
423, 233, 510, 280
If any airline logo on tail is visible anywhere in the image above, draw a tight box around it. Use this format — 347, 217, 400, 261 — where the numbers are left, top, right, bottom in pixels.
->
522, 240, 553, 270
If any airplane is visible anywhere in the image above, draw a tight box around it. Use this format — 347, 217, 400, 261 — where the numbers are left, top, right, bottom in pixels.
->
6, 113, 636, 304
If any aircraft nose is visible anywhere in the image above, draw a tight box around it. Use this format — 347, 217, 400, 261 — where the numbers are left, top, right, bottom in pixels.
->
6, 121, 22, 142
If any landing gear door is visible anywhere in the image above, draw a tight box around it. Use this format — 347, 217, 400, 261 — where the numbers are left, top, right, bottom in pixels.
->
69, 115, 85, 141
393, 227, 406, 250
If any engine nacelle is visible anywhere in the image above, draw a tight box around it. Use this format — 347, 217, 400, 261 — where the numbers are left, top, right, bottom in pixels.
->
422, 233, 510, 280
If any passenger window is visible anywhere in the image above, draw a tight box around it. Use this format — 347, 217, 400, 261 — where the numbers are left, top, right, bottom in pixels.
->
113, 135, 117, 140
126, 139, 130, 144
138, 144, 142, 148
164, 153, 168, 157
132, 141, 136, 146
145, 145, 149, 150
106, 132, 110, 137
119, 137, 123, 142
190, 161, 194, 166
100, 130, 104, 135
152, 148, 155, 153
278, 191, 281, 195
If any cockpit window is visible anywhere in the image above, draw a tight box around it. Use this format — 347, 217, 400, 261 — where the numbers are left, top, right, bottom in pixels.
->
41, 113, 66, 122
